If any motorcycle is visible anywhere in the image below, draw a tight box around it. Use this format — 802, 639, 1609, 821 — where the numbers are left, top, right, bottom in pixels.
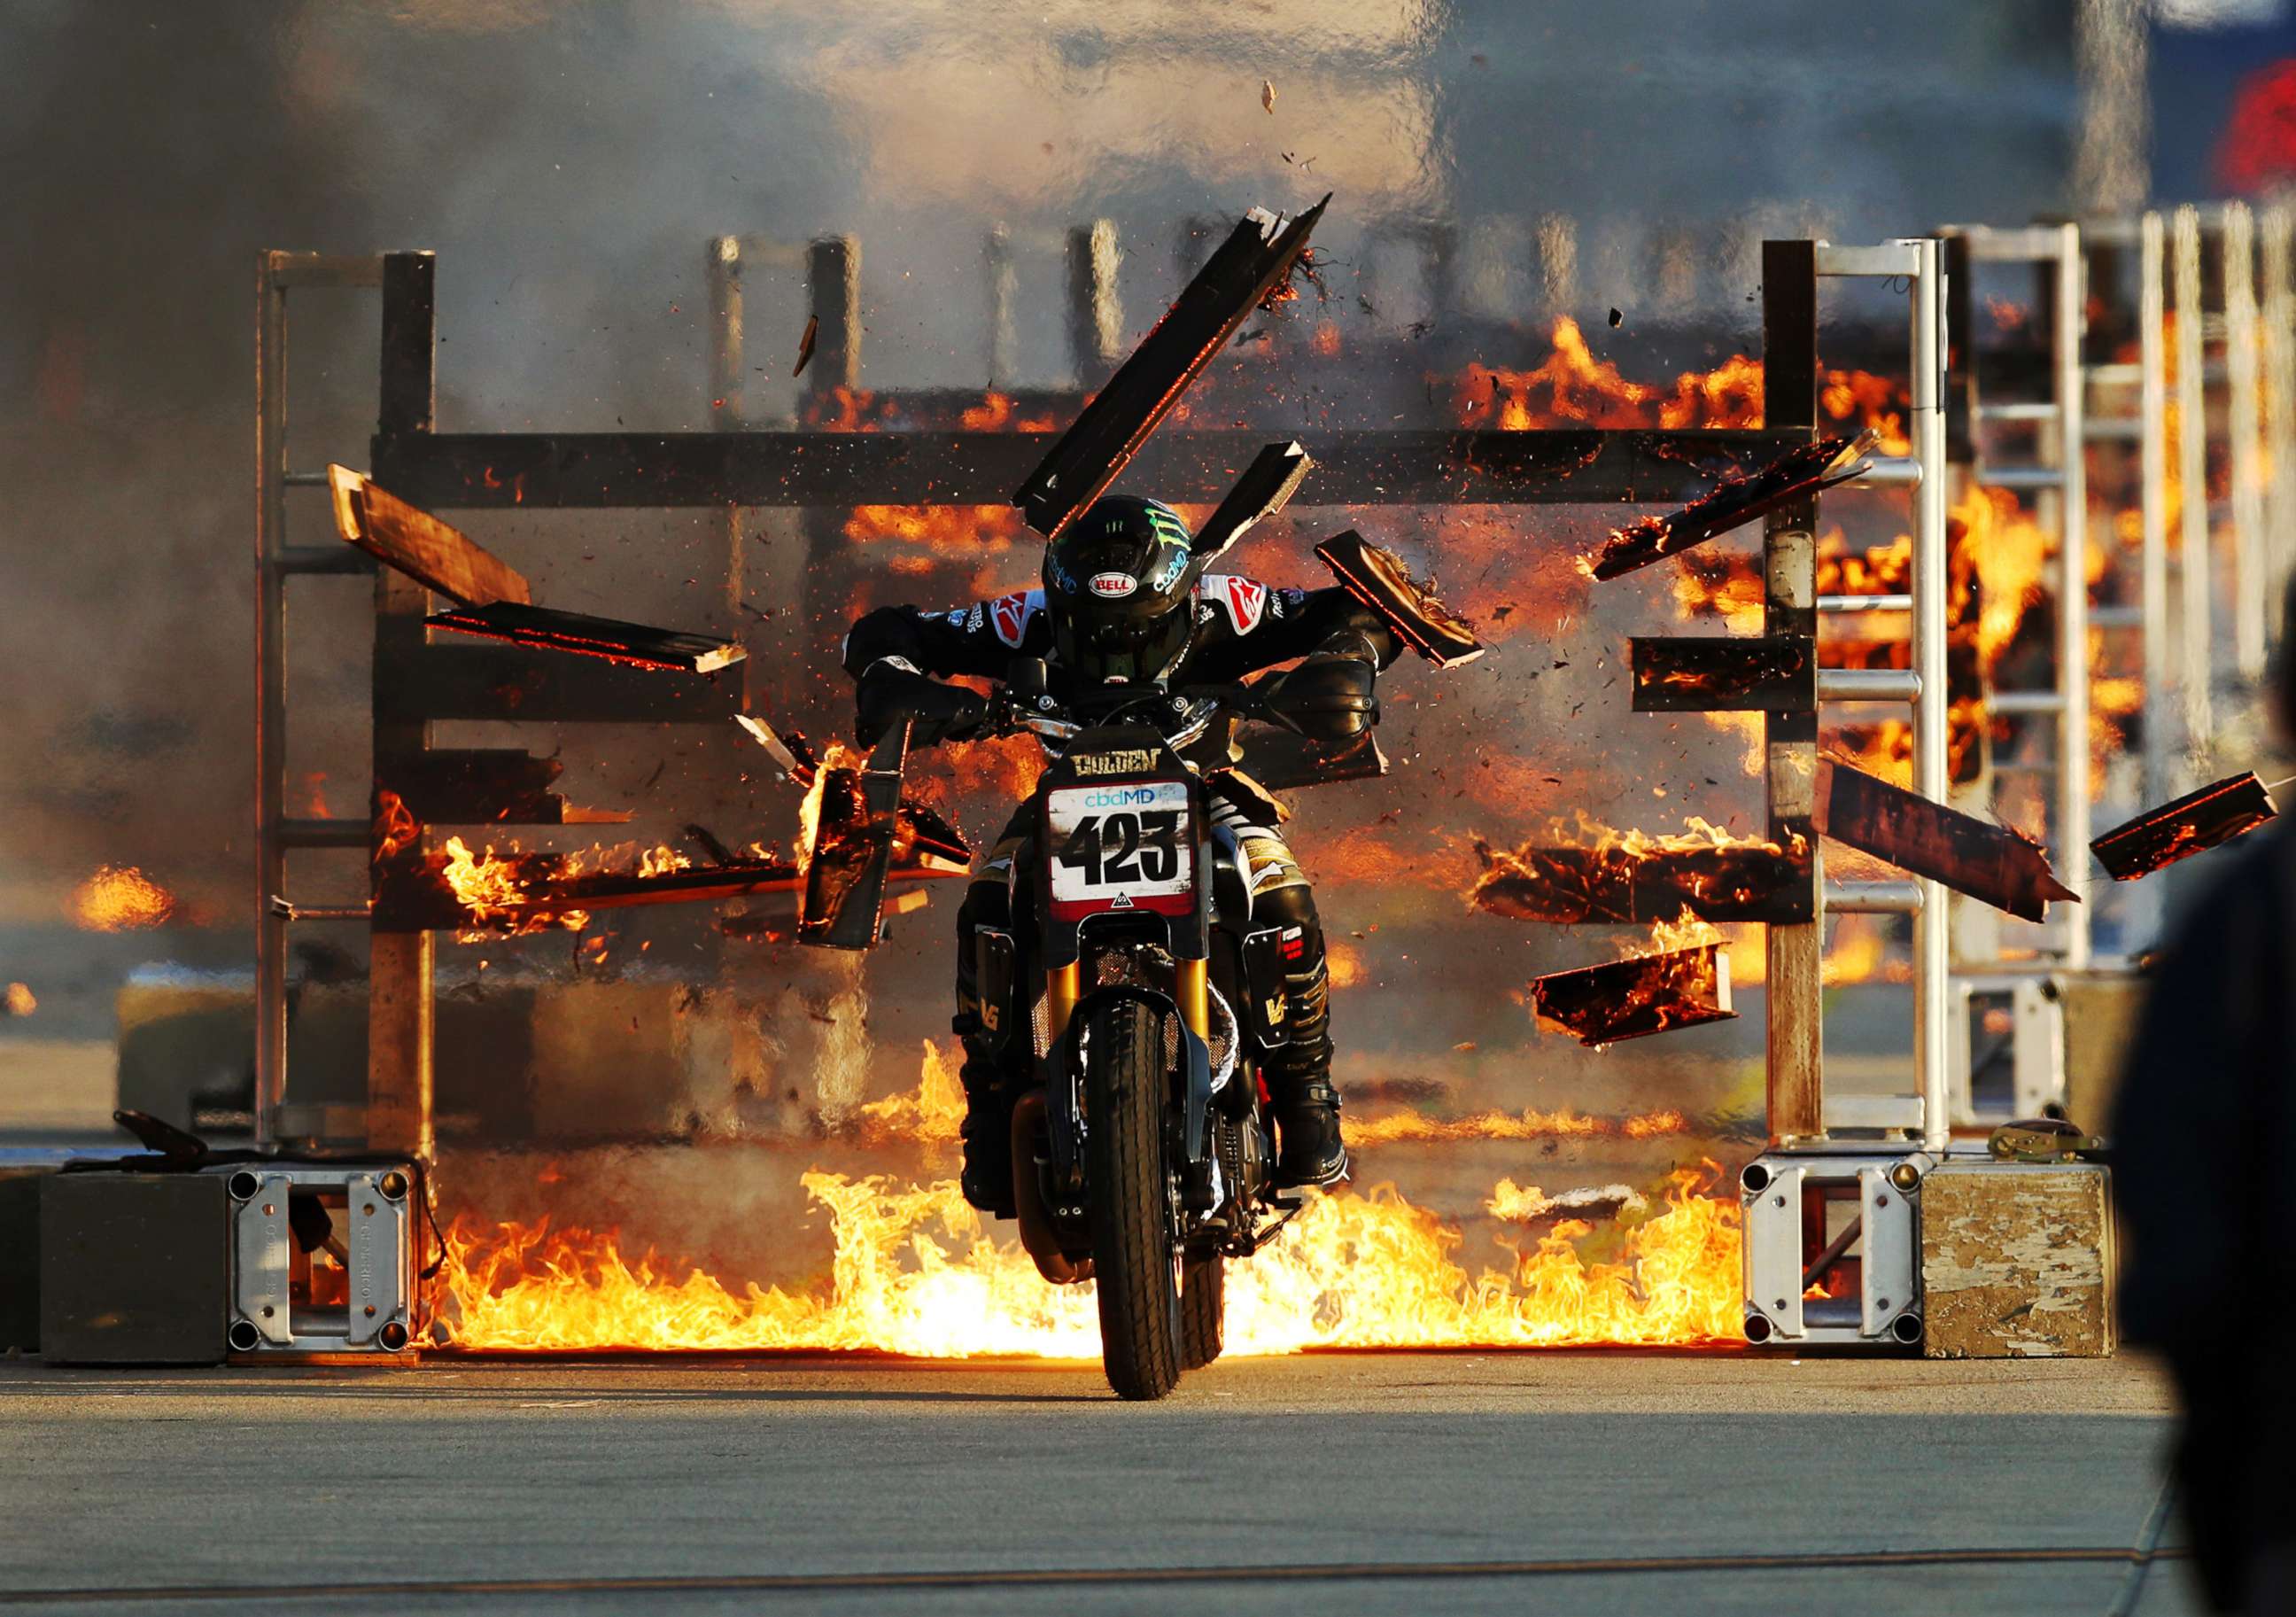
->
927, 651, 1375, 1399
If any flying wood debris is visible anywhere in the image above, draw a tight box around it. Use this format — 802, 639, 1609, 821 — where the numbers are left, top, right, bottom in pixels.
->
793, 314, 819, 378
1629, 635, 1814, 712
1470, 836, 1812, 924
1261, 78, 1276, 113
734, 715, 970, 865
1191, 440, 1314, 565
2091, 771, 2277, 880
426, 602, 746, 674
1012, 195, 1328, 541
800, 721, 915, 951
1819, 761, 2077, 922
328, 463, 531, 606
1529, 945, 1735, 1046
1586, 429, 1877, 581
1314, 530, 1485, 666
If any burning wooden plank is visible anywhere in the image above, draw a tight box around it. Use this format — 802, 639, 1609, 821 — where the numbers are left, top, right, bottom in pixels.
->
1470, 836, 1813, 924
1630, 635, 1814, 712
2091, 771, 2278, 880
1013, 196, 1328, 541
734, 716, 969, 867
1191, 440, 1314, 566
1530, 945, 1736, 1046
426, 602, 745, 674
1819, 761, 2077, 922
801, 721, 911, 951
1314, 530, 1485, 667
327, 463, 531, 606
1586, 429, 1877, 581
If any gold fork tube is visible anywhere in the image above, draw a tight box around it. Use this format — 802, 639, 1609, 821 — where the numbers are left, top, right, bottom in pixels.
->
1046, 961, 1081, 1045
1175, 957, 1209, 1042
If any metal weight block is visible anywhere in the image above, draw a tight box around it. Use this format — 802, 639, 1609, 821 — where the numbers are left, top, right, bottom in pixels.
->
213, 1162, 417, 1355
1741, 1149, 1930, 1349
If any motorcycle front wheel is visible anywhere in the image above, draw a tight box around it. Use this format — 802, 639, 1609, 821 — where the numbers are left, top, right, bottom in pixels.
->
1180, 1247, 1224, 1370
1082, 998, 1183, 1400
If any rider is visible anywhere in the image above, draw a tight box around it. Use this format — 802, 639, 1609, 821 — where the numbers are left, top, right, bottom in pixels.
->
842, 494, 1398, 1212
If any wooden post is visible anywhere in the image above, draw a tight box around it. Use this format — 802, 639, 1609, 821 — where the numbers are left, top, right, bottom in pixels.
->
369, 251, 437, 1162
1762, 240, 1824, 1142
253, 255, 289, 1147
1066, 220, 1121, 378
801, 237, 860, 664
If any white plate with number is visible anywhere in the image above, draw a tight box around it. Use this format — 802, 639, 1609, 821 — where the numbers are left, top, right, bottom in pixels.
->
1045, 781, 1193, 910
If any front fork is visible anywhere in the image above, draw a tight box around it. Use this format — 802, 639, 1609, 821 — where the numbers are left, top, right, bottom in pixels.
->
1043, 957, 1210, 1046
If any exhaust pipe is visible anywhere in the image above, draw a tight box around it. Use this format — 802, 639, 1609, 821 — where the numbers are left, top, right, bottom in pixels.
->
1011, 1091, 1092, 1286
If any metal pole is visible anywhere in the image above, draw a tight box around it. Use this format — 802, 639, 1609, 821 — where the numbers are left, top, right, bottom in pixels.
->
2174, 205, 2211, 766
2139, 212, 2171, 805
2262, 203, 2296, 606
1066, 220, 1121, 379
253, 253, 287, 1149
707, 236, 746, 617
1912, 238, 1952, 1151
2054, 224, 2092, 968
2226, 202, 2268, 680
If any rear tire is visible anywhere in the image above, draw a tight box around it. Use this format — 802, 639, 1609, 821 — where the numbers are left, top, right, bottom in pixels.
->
1083, 999, 1183, 1400
1180, 1248, 1224, 1370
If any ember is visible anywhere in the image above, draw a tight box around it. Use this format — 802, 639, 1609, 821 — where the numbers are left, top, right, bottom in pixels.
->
69, 865, 175, 931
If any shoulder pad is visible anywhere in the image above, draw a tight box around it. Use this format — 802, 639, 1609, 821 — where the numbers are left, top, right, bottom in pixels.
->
988, 589, 1043, 649
1195, 574, 1269, 636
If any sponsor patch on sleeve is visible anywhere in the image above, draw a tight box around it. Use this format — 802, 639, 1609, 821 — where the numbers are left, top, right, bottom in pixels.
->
1198, 574, 1269, 634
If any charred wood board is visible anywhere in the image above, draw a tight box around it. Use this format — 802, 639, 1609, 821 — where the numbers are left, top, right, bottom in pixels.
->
2090, 771, 2277, 880
426, 601, 744, 674
1819, 761, 2078, 922
374, 642, 742, 726
1631, 636, 1815, 712
1587, 430, 1874, 580
801, 721, 909, 951
1470, 840, 1814, 924
1531, 945, 1736, 1046
1014, 198, 1327, 541
371, 427, 1811, 510
1192, 440, 1313, 565
379, 748, 567, 826
327, 464, 530, 606
1314, 531, 1485, 667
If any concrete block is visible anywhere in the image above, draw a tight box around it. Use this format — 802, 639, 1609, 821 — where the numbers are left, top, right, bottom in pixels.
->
39, 1173, 228, 1364
1920, 1161, 2114, 1358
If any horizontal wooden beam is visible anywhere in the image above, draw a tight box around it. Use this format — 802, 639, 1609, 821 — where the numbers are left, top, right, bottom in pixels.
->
1631, 635, 1815, 712
373, 641, 744, 725
1470, 838, 1815, 925
370, 428, 1808, 511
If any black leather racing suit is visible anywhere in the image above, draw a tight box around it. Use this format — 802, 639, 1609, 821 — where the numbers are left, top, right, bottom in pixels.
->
842, 573, 1398, 1207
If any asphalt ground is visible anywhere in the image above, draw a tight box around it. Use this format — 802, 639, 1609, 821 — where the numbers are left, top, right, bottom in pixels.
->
0, 1349, 2201, 1616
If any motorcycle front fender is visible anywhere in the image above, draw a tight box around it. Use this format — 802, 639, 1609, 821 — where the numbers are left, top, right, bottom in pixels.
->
1047, 983, 1214, 1175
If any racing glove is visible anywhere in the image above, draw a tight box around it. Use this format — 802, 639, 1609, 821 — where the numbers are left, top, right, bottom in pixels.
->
855, 660, 989, 746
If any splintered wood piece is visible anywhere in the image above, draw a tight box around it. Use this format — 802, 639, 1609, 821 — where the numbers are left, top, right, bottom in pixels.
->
2090, 771, 2277, 880
1820, 761, 2078, 922
1314, 531, 1485, 666
733, 714, 809, 783
1470, 839, 1814, 924
1192, 440, 1313, 564
426, 601, 745, 674
1531, 945, 1736, 1046
1013, 196, 1327, 541
801, 720, 910, 951
1631, 635, 1815, 712
1588, 429, 1875, 581
328, 463, 531, 607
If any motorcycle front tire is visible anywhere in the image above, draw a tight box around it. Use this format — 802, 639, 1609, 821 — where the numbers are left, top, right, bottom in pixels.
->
1082, 998, 1183, 1400
1180, 1247, 1224, 1370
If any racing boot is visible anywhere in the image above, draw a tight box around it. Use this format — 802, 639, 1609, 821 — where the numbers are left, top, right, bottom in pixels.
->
952, 856, 1026, 1216
956, 1057, 1019, 1217
1255, 885, 1348, 1187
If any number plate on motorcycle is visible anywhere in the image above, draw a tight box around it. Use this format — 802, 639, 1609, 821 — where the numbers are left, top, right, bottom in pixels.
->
1044, 781, 1194, 916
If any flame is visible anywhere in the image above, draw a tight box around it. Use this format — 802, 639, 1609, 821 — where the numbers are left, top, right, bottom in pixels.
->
435, 836, 589, 935
1449, 318, 1762, 431
3, 983, 34, 1017
70, 865, 175, 931
438, 1162, 1744, 1355
855, 1040, 967, 1147
373, 789, 421, 864
1668, 548, 1766, 634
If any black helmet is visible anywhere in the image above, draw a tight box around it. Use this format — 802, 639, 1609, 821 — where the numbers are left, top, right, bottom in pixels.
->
1041, 494, 1198, 682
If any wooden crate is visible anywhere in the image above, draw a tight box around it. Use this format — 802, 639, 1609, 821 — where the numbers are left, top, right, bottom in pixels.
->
1920, 1162, 2114, 1358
